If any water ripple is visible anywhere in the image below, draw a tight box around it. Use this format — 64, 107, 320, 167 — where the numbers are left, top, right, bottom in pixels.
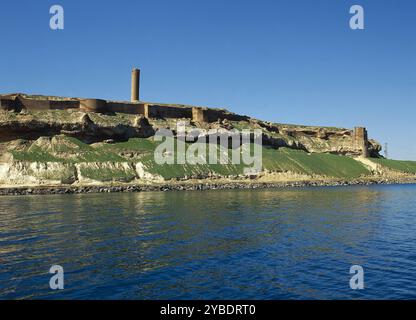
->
1, 185, 416, 299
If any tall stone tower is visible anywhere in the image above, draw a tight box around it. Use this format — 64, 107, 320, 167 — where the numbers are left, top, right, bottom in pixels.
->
131, 68, 140, 102
354, 127, 369, 158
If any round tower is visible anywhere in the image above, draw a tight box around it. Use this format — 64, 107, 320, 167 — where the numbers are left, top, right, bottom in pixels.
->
131, 68, 140, 102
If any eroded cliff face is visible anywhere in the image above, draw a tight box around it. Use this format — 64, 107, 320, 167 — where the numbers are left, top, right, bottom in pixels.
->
262, 125, 381, 157
0, 109, 155, 143
0, 109, 381, 156
0, 107, 389, 188
0, 161, 165, 186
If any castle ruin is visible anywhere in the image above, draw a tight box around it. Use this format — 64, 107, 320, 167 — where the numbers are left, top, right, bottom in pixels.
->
0, 68, 249, 124
0, 68, 373, 157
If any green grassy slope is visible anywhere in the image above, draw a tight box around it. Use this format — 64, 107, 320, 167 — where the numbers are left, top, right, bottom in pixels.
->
9, 136, 374, 180
262, 147, 370, 178
370, 158, 416, 174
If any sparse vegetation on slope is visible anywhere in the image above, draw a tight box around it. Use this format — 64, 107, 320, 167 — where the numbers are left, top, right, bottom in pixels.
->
9, 136, 371, 181
370, 158, 416, 174
262, 147, 370, 179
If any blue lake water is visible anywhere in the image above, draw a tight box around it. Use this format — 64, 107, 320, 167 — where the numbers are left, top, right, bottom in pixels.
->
1, 184, 416, 299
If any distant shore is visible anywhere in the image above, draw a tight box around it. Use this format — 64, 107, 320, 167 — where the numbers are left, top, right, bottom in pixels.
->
2, 177, 416, 196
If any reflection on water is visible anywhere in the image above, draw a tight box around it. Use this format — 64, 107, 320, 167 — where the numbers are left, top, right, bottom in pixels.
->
1, 184, 416, 299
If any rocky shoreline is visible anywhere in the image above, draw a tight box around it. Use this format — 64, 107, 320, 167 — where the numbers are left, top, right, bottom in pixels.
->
1, 177, 416, 196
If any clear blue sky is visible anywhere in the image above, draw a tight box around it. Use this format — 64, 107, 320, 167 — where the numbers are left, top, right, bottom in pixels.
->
1, 0, 415, 159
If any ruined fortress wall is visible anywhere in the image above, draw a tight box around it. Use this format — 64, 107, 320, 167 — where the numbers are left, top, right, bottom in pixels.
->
354, 127, 369, 157
1, 95, 248, 125
49, 100, 79, 110
191, 107, 250, 123
137, 104, 146, 115
79, 99, 108, 113
17, 97, 51, 110
1, 96, 194, 119
192, 107, 207, 123
211, 110, 249, 122
145, 104, 193, 119
21, 97, 79, 111
1, 96, 80, 111
0, 98, 20, 111
106, 102, 146, 115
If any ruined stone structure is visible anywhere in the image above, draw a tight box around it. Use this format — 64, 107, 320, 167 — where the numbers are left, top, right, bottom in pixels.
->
192, 107, 208, 123
131, 68, 140, 102
0, 68, 378, 158
0, 95, 79, 112
353, 127, 369, 157
0, 68, 254, 125
80, 99, 107, 113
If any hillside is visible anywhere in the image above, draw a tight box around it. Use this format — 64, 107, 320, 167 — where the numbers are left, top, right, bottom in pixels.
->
0, 102, 415, 192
